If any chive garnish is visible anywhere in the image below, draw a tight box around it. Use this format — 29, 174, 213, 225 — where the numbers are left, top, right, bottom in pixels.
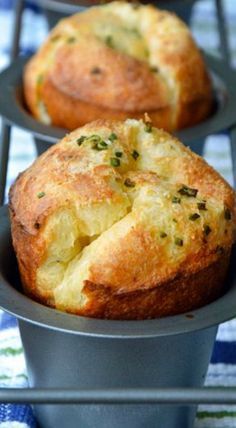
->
67, 36, 76, 44
132, 150, 139, 160
88, 134, 101, 142
115, 151, 123, 158
93, 141, 108, 151
77, 136, 86, 146
197, 202, 207, 211
105, 35, 114, 48
189, 213, 200, 221
130, 28, 141, 37
124, 178, 135, 188
37, 74, 43, 85
175, 237, 183, 246
178, 185, 198, 197
51, 35, 60, 42
150, 66, 159, 73
160, 232, 167, 238
224, 207, 231, 220
203, 224, 211, 236
144, 122, 152, 133
172, 196, 181, 204
37, 192, 45, 199
110, 157, 120, 167
108, 132, 117, 142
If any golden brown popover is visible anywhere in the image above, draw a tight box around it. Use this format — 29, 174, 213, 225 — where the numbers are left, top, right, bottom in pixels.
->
24, 1, 213, 132
9, 119, 235, 320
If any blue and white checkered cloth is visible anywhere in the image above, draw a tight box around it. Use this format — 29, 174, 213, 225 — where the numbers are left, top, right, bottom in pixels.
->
0, 1, 236, 427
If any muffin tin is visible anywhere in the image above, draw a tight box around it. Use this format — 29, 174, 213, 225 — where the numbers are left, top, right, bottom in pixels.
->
35, 0, 197, 29
0, 1, 236, 427
0, 52, 235, 157
35, 0, 197, 13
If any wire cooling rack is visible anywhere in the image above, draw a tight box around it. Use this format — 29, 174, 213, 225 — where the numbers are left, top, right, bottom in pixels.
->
0, 0, 236, 411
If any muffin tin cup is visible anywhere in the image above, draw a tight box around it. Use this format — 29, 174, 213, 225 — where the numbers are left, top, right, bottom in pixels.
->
1, 205, 236, 428
35, 0, 196, 28
0, 53, 236, 157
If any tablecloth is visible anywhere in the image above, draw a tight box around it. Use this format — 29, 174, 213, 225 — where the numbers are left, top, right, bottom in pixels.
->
0, 0, 236, 427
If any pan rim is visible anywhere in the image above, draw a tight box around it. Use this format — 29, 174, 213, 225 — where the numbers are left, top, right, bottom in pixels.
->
0, 205, 236, 339
0, 53, 235, 145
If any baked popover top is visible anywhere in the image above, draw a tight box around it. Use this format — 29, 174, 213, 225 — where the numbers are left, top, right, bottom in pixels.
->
9, 119, 235, 319
24, 1, 213, 132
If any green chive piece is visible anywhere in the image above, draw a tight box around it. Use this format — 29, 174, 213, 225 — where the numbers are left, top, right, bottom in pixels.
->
37, 192, 45, 199
203, 224, 211, 236
51, 35, 60, 42
175, 237, 183, 246
93, 141, 108, 151
37, 74, 43, 85
189, 213, 200, 221
144, 122, 152, 133
178, 185, 198, 198
224, 207, 231, 220
67, 36, 76, 44
160, 232, 167, 238
132, 150, 139, 160
108, 132, 118, 142
124, 178, 135, 188
197, 202, 207, 211
88, 134, 101, 142
130, 28, 141, 37
77, 136, 86, 146
132, 3, 141, 9
110, 157, 120, 167
150, 66, 159, 73
115, 151, 123, 158
172, 196, 181, 204
105, 35, 114, 48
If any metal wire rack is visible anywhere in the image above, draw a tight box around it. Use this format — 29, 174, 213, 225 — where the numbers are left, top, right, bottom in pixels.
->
0, 0, 236, 415
0, 387, 236, 405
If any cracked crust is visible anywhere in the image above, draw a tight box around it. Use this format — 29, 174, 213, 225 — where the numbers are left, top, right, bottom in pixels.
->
9, 119, 236, 319
23, 1, 213, 132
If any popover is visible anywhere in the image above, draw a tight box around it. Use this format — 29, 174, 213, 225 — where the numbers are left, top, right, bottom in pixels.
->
24, 1, 213, 132
9, 119, 235, 319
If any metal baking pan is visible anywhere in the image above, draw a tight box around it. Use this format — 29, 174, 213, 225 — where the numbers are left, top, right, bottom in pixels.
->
0, 53, 235, 156
1, 203, 236, 428
34, 0, 197, 13
34, 0, 197, 28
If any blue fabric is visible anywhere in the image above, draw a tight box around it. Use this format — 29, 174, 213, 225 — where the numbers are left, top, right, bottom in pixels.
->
211, 341, 236, 365
0, 1, 236, 428
0, 0, 41, 13
0, 404, 37, 427
0, 312, 18, 330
